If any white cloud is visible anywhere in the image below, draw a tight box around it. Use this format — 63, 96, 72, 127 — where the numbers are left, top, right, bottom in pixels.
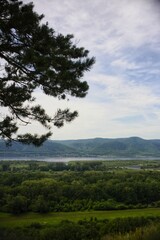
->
19, 0, 160, 139
19, 73, 160, 140
111, 59, 139, 70
23, 0, 160, 54
91, 73, 160, 108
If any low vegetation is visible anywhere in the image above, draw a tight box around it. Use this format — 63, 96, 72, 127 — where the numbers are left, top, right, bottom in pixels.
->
1, 216, 160, 240
1, 208, 160, 228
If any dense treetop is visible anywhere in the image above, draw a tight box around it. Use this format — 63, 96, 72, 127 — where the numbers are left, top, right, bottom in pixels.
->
0, 0, 95, 145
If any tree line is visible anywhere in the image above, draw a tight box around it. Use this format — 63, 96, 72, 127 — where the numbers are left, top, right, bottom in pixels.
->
0, 161, 160, 214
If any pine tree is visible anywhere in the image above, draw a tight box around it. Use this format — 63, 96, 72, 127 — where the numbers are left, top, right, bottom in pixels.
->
0, 0, 95, 145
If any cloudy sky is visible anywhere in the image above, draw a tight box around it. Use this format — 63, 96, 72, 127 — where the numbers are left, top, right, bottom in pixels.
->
23, 0, 160, 140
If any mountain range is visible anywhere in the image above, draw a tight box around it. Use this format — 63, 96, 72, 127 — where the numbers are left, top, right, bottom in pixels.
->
1, 137, 160, 158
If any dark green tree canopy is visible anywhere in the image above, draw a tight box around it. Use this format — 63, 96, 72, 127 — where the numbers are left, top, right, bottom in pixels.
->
0, 0, 95, 145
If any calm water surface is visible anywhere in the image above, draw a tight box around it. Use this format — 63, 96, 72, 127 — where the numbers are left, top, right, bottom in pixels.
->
0, 156, 160, 162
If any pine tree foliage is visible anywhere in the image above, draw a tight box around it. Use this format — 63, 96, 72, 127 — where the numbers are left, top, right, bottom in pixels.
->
0, 0, 95, 145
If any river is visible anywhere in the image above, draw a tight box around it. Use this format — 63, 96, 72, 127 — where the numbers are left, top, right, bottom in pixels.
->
0, 156, 160, 162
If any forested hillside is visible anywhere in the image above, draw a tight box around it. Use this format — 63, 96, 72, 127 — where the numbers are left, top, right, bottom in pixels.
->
1, 137, 160, 158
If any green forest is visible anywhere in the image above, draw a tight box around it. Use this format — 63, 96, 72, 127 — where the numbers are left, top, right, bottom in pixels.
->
0, 160, 160, 239
2, 137, 160, 158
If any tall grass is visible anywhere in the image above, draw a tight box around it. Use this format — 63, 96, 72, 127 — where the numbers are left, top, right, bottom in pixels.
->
102, 223, 160, 240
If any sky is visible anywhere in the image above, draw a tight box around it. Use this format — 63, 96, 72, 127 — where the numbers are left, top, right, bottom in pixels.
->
22, 0, 160, 140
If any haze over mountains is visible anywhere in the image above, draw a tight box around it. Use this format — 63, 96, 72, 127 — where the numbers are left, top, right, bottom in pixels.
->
1, 137, 160, 158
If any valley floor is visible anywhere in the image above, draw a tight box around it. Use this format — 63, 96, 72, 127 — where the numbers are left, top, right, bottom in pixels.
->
0, 208, 160, 228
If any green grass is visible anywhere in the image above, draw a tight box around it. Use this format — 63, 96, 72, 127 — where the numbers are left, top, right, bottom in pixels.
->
0, 208, 160, 228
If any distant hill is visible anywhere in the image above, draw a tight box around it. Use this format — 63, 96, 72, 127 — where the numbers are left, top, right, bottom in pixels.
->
58, 137, 160, 157
1, 137, 160, 158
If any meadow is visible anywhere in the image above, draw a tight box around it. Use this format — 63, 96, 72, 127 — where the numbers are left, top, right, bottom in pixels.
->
1, 208, 160, 228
